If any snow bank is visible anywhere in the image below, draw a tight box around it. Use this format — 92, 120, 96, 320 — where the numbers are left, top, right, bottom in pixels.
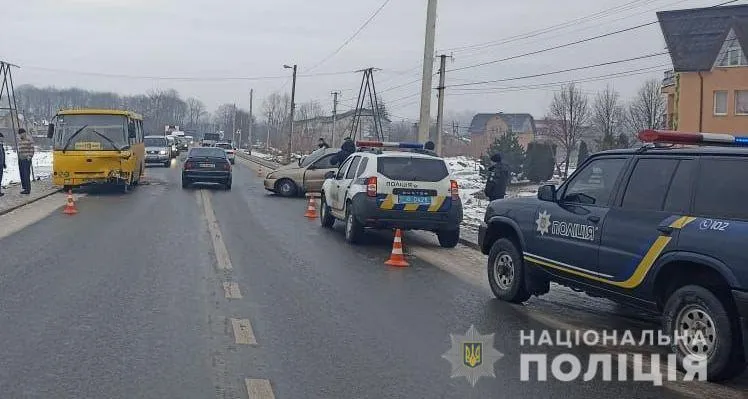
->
2, 149, 53, 187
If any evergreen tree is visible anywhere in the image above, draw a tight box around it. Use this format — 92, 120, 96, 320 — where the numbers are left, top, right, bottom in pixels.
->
576, 140, 590, 167
480, 131, 526, 178
524, 141, 556, 183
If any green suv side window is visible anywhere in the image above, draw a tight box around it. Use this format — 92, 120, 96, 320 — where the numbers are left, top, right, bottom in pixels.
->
561, 157, 627, 206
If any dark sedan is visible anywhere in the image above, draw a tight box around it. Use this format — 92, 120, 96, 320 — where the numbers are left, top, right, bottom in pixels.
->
182, 147, 232, 190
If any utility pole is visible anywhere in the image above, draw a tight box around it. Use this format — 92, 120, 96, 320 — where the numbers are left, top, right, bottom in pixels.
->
284, 64, 297, 162
418, 0, 438, 143
331, 91, 339, 147
231, 103, 237, 144
248, 89, 253, 148
435, 54, 450, 156
266, 111, 272, 152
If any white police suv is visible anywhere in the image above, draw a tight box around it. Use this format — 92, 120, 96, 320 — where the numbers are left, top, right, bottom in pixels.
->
319, 141, 463, 247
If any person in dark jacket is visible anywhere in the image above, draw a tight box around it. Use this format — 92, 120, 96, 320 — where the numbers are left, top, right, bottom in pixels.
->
332, 137, 356, 165
17, 128, 34, 195
0, 132, 6, 197
484, 153, 510, 201
317, 137, 330, 149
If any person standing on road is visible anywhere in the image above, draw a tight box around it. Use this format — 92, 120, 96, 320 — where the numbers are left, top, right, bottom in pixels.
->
17, 128, 34, 195
0, 132, 6, 197
484, 153, 510, 201
317, 137, 330, 149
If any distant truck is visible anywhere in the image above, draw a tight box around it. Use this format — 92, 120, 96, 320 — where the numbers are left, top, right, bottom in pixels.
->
201, 132, 222, 147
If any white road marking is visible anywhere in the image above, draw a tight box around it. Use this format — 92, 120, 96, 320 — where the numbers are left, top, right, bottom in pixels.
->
230, 318, 257, 345
223, 282, 243, 299
200, 190, 233, 271
0, 193, 87, 240
245, 379, 275, 399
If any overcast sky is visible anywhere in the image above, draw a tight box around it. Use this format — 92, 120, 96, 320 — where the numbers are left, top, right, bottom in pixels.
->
1, 0, 736, 124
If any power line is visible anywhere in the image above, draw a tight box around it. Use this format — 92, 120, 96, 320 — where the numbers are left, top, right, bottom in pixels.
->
306, 0, 393, 72
447, 0, 740, 73
23, 66, 356, 81
449, 64, 670, 95
441, 0, 652, 53
446, 51, 670, 88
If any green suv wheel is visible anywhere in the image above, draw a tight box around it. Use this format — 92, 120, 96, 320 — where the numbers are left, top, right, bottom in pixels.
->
487, 238, 530, 303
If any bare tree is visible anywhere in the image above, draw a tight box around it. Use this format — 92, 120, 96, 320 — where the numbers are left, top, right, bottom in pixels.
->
186, 98, 206, 128
262, 92, 291, 149
626, 78, 666, 140
548, 83, 590, 178
592, 85, 625, 150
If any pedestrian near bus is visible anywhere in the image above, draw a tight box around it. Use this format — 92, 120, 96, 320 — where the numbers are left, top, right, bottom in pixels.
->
484, 153, 510, 201
17, 128, 34, 195
0, 132, 6, 197
317, 137, 330, 149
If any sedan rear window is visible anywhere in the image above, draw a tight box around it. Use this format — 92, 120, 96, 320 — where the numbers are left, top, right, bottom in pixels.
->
189, 147, 227, 158
144, 137, 167, 147
377, 157, 449, 182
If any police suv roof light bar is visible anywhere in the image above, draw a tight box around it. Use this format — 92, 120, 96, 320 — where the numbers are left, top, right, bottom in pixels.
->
355, 140, 425, 149
638, 129, 748, 147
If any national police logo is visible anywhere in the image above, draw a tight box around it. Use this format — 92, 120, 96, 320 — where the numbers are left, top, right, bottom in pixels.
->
442, 325, 504, 386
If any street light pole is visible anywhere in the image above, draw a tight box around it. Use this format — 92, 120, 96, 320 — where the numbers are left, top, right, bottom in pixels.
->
284, 64, 297, 162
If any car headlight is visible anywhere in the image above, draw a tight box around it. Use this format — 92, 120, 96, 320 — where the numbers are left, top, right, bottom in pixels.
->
159, 150, 167, 155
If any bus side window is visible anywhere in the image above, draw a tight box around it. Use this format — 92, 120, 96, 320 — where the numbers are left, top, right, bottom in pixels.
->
137, 120, 144, 142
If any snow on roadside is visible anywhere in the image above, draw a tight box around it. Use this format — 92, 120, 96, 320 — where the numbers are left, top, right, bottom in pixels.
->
2, 149, 53, 187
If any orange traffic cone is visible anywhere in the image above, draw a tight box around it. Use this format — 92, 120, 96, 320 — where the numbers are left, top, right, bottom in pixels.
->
385, 229, 409, 267
304, 195, 318, 219
63, 190, 78, 215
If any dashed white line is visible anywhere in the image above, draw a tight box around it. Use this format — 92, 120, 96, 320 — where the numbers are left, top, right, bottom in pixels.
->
245, 378, 275, 399
200, 190, 233, 271
230, 318, 257, 345
223, 282, 243, 299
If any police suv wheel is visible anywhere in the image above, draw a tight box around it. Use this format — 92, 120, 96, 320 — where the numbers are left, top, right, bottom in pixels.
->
487, 238, 530, 303
663, 285, 747, 381
320, 195, 334, 228
437, 228, 460, 248
344, 209, 363, 244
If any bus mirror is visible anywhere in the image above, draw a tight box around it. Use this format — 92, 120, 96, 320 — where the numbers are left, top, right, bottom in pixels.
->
47, 123, 55, 138
128, 122, 136, 138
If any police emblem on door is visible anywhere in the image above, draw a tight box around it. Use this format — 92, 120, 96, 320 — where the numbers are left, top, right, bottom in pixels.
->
463, 342, 482, 368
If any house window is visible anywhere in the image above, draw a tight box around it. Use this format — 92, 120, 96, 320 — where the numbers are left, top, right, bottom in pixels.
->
737, 91, 748, 115
715, 29, 747, 67
714, 91, 728, 115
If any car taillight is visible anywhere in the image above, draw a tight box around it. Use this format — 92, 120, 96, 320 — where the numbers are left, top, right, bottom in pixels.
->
184, 161, 193, 170
366, 176, 377, 197
223, 162, 231, 171
450, 180, 459, 200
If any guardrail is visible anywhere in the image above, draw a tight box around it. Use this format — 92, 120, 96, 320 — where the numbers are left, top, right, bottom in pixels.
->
235, 151, 281, 169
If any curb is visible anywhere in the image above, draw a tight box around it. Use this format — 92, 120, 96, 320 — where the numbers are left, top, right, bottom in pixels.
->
0, 187, 63, 217
459, 237, 481, 251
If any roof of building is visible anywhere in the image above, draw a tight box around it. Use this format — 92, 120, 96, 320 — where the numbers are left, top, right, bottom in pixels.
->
657, 4, 748, 72
468, 112, 536, 134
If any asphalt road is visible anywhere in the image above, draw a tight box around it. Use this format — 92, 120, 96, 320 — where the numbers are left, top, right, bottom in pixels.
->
0, 155, 745, 398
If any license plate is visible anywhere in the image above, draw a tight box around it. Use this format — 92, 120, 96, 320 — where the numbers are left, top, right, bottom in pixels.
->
398, 195, 431, 205
199, 163, 215, 168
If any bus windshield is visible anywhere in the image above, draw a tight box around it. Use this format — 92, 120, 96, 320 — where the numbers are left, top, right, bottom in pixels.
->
54, 114, 128, 151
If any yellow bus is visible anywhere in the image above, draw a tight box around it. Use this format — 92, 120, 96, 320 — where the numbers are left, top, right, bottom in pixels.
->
47, 109, 146, 192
